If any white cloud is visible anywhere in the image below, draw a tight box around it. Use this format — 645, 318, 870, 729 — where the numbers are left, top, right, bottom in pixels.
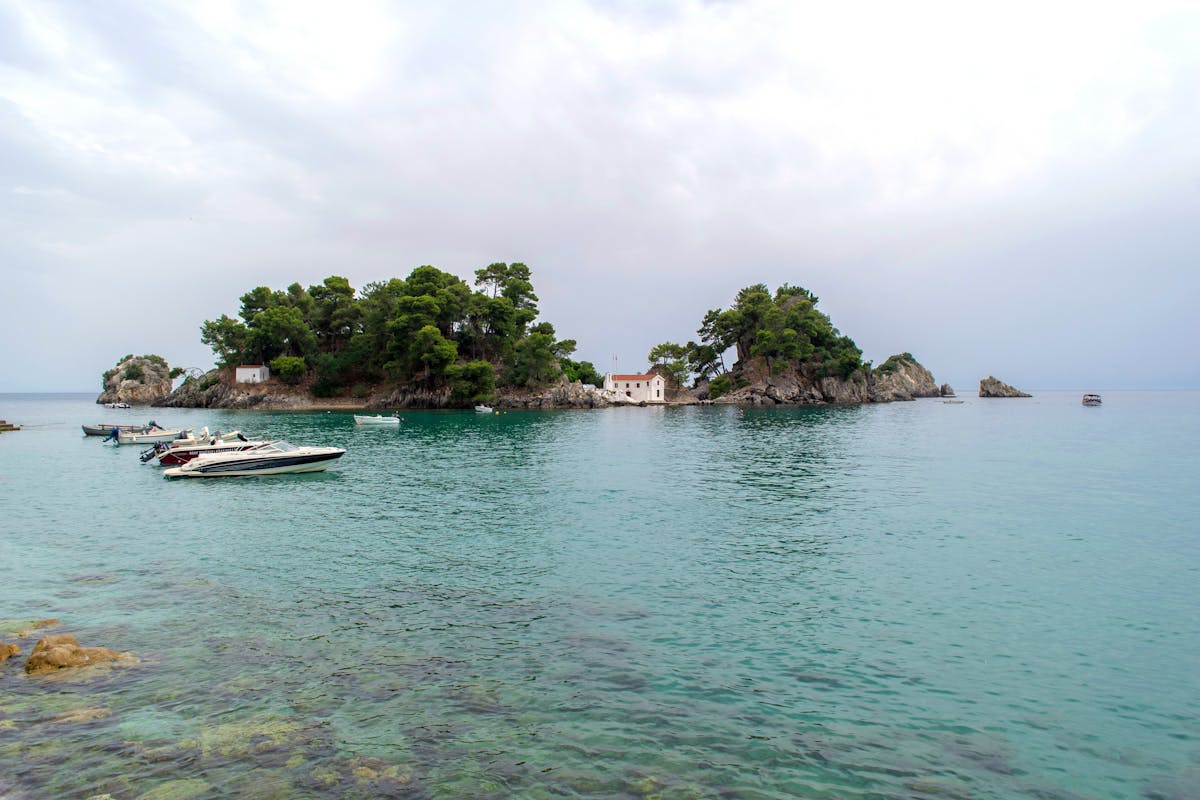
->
1, 0, 1197, 390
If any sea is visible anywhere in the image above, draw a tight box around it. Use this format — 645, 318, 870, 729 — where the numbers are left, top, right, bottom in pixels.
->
0, 391, 1197, 800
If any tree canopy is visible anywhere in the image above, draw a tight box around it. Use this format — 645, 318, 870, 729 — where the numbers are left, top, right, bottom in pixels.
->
199, 264, 582, 401
650, 282, 866, 388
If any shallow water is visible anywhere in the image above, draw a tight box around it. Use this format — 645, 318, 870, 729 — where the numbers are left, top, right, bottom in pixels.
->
1, 392, 1197, 799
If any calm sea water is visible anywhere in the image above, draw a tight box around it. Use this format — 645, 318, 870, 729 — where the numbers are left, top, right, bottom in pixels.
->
0, 392, 1197, 800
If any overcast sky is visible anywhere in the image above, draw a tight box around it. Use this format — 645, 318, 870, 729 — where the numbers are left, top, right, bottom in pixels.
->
2, 0, 1198, 393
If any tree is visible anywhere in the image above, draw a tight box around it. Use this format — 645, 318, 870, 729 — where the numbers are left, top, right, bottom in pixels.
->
270, 355, 308, 384
561, 359, 602, 386
647, 341, 689, 388
200, 314, 251, 367
447, 360, 496, 404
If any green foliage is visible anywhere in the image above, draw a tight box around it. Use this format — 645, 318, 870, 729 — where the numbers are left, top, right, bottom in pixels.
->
168, 367, 185, 380
696, 283, 863, 377
647, 341, 689, 388
875, 352, 915, 375
447, 360, 496, 404
562, 359, 602, 386
270, 355, 307, 384
123, 363, 145, 381
350, 383, 370, 399
708, 374, 733, 399
198, 373, 220, 391
200, 262, 579, 399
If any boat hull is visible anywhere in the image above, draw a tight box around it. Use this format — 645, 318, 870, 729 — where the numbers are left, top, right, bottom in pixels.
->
83, 423, 145, 436
117, 429, 190, 445
164, 450, 344, 477
354, 415, 400, 425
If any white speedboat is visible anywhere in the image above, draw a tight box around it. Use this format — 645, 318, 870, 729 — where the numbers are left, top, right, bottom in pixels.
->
163, 441, 345, 478
474, 405, 494, 414
354, 414, 401, 425
1082, 393, 1102, 406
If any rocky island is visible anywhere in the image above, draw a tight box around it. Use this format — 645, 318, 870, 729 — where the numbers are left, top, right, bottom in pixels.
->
96, 354, 181, 406
151, 267, 940, 410
979, 376, 1032, 397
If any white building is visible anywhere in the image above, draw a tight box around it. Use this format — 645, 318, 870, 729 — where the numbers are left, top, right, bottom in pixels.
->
235, 365, 270, 384
603, 372, 667, 403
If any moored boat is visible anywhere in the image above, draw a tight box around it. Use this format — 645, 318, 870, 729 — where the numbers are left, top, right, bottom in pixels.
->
115, 427, 192, 445
163, 441, 345, 478
84, 422, 149, 436
354, 414, 401, 425
1082, 393, 1102, 406
474, 404, 494, 414
141, 432, 265, 466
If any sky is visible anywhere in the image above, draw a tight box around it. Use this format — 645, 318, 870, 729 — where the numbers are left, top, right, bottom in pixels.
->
2, 0, 1198, 393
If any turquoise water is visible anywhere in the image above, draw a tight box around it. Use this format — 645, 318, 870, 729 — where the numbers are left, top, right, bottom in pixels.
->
0, 392, 1197, 799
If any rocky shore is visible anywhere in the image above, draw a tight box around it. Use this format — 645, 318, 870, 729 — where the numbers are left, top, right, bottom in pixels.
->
96, 355, 174, 406
157, 355, 943, 411
707, 353, 940, 406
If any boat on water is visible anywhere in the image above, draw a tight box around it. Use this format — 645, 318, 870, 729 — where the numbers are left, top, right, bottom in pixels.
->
354, 414, 401, 425
115, 426, 192, 445
1082, 393, 1102, 406
84, 422, 150, 436
140, 431, 264, 466
163, 441, 345, 478
474, 405, 494, 414
943, 399, 965, 404
104, 402, 131, 409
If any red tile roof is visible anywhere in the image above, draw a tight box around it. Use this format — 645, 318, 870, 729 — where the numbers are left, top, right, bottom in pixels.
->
610, 373, 659, 381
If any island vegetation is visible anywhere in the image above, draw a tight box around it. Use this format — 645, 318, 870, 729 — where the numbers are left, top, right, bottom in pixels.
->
645, 283, 870, 399
194, 264, 602, 405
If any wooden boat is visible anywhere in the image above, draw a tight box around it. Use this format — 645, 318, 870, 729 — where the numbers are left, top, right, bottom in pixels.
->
163, 441, 345, 478
1082, 393, 1102, 406
83, 422, 147, 436
354, 414, 401, 425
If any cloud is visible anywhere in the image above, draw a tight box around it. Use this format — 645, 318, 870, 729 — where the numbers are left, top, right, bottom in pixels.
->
1, 0, 1197, 390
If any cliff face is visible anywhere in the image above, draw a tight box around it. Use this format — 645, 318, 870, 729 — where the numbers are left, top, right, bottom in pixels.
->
711, 354, 939, 405
97, 355, 173, 405
979, 376, 1031, 398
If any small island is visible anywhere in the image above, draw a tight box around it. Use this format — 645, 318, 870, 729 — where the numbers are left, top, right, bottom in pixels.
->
149, 265, 939, 409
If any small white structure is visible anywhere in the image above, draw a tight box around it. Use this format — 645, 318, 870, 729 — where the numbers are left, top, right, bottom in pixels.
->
603, 372, 667, 403
235, 365, 270, 384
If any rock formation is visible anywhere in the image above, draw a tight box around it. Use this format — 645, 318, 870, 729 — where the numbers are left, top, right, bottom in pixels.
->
97, 355, 174, 405
0, 641, 18, 663
979, 376, 1032, 398
24, 633, 133, 674
940, 383, 956, 397
710, 353, 939, 406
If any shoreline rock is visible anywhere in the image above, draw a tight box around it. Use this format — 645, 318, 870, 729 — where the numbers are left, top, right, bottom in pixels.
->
710, 354, 939, 406
979, 376, 1032, 398
97, 355, 173, 406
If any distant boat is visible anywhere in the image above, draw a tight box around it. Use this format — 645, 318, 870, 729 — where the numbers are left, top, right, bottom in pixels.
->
354, 414, 401, 425
104, 402, 131, 409
1082, 394, 1102, 406
943, 399, 964, 404
474, 405, 494, 414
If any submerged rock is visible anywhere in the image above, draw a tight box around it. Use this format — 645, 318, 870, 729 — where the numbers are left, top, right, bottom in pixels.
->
24, 633, 133, 674
0, 641, 18, 663
979, 376, 1032, 398
134, 779, 213, 800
